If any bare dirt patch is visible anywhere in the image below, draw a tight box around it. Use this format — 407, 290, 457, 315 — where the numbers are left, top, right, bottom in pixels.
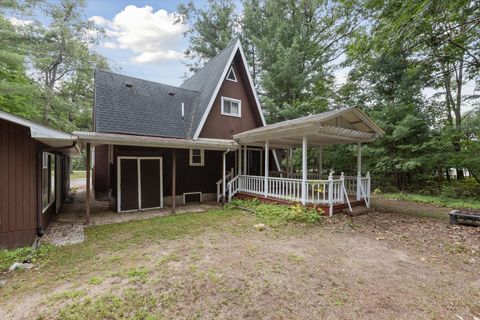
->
1, 206, 479, 319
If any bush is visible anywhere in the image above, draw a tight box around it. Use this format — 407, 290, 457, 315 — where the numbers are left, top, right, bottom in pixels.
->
228, 199, 323, 225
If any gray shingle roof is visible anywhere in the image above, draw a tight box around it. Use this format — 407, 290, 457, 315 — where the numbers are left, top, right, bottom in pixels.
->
94, 40, 239, 139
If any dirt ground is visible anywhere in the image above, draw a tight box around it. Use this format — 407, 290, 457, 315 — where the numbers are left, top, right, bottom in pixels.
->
1, 199, 479, 319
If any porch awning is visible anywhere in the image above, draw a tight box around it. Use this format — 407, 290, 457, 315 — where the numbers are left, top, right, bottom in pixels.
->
74, 131, 239, 151
232, 107, 384, 147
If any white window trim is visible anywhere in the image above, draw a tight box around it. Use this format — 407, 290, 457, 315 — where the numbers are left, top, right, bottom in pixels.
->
42, 152, 55, 213
226, 66, 237, 82
221, 96, 242, 118
189, 149, 205, 166
183, 192, 203, 204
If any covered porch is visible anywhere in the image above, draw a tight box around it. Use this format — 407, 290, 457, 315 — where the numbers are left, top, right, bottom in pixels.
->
222, 108, 384, 216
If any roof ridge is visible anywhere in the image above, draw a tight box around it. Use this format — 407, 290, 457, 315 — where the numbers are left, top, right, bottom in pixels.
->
180, 39, 239, 86
95, 69, 199, 93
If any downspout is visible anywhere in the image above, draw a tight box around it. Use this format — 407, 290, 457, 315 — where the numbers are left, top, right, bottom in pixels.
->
222, 148, 230, 204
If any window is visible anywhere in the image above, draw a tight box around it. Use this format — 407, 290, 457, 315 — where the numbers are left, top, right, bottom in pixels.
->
189, 149, 204, 166
226, 66, 237, 82
221, 97, 241, 117
42, 153, 55, 212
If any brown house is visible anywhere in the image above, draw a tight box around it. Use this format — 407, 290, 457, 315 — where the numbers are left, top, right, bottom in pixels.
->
76, 40, 383, 219
76, 40, 279, 213
0, 111, 77, 248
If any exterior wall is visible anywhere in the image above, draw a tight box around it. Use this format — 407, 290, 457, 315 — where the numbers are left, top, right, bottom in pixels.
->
199, 57, 263, 139
109, 145, 236, 210
0, 118, 71, 249
0, 119, 38, 248
94, 144, 109, 199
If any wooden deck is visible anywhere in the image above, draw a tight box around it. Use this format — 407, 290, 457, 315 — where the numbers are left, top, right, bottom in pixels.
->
235, 192, 366, 215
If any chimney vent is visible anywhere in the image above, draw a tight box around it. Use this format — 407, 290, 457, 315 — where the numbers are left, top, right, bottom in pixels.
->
168, 91, 175, 96
124, 82, 133, 88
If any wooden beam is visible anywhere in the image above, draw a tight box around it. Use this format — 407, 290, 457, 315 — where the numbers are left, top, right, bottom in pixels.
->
85, 143, 91, 225
172, 149, 176, 213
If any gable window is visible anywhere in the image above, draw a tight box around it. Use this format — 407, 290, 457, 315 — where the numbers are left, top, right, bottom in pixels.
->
189, 149, 204, 166
221, 97, 241, 118
226, 66, 237, 82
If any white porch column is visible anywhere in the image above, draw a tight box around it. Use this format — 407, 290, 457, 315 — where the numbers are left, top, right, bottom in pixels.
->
318, 145, 323, 175
289, 148, 293, 175
243, 145, 247, 175
356, 142, 362, 200
301, 136, 307, 205
222, 150, 227, 204
264, 141, 269, 197
238, 147, 242, 175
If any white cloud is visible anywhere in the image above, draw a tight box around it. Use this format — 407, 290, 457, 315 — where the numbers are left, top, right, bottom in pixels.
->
90, 5, 187, 64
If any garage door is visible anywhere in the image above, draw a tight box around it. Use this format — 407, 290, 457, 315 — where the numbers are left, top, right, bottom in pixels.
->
118, 157, 163, 212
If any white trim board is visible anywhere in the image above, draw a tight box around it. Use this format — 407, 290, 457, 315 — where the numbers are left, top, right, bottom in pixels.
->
193, 40, 267, 139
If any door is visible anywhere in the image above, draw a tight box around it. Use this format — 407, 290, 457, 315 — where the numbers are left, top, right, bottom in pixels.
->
247, 149, 262, 176
119, 158, 139, 212
118, 157, 163, 212
139, 158, 163, 210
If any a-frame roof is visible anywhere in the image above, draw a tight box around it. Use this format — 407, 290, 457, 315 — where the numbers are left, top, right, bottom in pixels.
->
93, 39, 265, 140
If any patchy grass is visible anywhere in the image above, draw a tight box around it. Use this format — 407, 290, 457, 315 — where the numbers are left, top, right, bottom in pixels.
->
0, 245, 54, 272
70, 170, 86, 180
379, 193, 480, 210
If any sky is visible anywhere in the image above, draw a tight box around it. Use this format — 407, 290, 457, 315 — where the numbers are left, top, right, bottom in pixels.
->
83, 0, 206, 86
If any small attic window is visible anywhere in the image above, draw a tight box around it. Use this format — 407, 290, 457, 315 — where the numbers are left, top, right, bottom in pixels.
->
226, 66, 237, 82
124, 82, 133, 88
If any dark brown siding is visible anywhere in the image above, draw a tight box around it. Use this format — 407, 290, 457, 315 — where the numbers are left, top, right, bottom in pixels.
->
94, 144, 109, 199
0, 119, 37, 248
199, 55, 263, 139
109, 146, 236, 210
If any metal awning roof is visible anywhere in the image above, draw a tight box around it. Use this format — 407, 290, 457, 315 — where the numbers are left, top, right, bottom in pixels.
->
0, 110, 78, 153
74, 131, 239, 151
233, 107, 384, 147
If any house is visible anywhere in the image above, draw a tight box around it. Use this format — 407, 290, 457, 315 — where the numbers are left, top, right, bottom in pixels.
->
76, 39, 384, 219
0, 111, 77, 249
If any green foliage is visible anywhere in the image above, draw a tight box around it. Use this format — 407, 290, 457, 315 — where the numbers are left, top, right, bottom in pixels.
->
379, 192, 480, 210
228, 198, 322, 225
0, 245, 53, 272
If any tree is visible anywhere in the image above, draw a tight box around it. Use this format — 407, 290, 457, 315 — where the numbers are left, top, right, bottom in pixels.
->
176, 0, 239, 72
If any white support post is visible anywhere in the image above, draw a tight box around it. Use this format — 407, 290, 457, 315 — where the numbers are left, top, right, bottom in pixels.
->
264, 141, 269, 197
366, 171, 371, 207
289, 148, 293, 174
340, 172, 345, 203
356, 142, 362, 201
222, 150, 227, 204
319, 145, 323, 176
238, 147, 242, 175
243, 145, 247, 175
328, 171, 334, 217
301, 137, 307, 205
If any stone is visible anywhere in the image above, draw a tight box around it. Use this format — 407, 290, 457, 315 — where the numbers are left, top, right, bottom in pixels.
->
254, 223, 266, 231
9, 262, 34, 271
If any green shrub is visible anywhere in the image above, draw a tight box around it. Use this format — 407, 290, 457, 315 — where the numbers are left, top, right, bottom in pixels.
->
228, 199, 322, 225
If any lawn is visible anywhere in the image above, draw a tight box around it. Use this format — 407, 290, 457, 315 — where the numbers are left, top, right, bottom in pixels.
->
379, 192, 480, 210
0, 206, 479, 319
70, 170, 86, 180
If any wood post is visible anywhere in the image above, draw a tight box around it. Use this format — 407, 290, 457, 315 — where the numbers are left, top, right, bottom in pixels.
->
318, 145, 323, 175
172, 149, 176, 213
264, 141, 269, 197
85, 143, 91, 225
243, 145, 247, 175
238, 147, 242, 175
301, 137, 307, 205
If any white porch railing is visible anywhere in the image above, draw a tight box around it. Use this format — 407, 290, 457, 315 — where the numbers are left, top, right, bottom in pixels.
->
216, 169, 235, 202
224, 172, 372, 216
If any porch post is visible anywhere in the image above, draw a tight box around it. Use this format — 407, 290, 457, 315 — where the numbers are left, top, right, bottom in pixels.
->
289, 148, 293, 174
264, 141, 269, 197
301, 136, 307, 205
172, 149, 176, 213
243, 145, 247, 175
222, 150, 227, 204
318, 145, 323, 176
85, 143, 91, 225
356, 142, 362, 200
238, 146, 242, 175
